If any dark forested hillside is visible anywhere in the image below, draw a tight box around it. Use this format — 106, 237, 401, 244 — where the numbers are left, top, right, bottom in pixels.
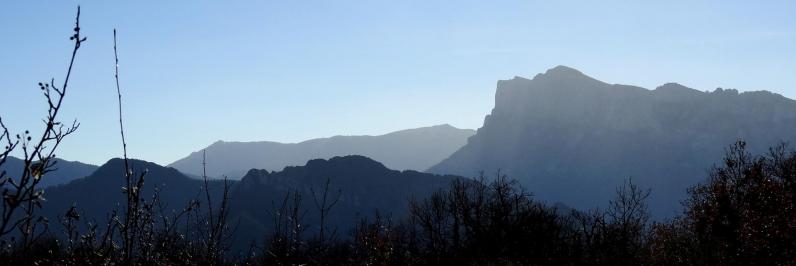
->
230, 155, 460, 247
429, 66, 796, 217
11, 141, 795, 265
39, 155, 460, 253
41, 158, 220, 224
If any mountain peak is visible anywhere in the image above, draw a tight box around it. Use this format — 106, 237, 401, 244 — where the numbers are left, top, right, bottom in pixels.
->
397, 124, 473, 133
654, 82, 701, 93
656, 82, 689, 90
651, 83, 704, 101
529, 65, 604, 86
545, 65, 584, 76
434, 67, 796, 218
532, 65, 590, 80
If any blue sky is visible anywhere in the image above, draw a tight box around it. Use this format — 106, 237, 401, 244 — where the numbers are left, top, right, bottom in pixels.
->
1, 1, 795, 165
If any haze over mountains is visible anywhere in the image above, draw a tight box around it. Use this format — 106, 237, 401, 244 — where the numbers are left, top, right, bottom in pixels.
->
24, 64, 796, 257
169, 124, 474, 178
429, 66, 796, 217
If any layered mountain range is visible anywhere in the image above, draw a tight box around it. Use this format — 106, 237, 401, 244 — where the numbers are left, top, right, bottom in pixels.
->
29, 65, 796, 233
169, 124, 474, 178
41, 156, 459, 249
429, 66, 796, 217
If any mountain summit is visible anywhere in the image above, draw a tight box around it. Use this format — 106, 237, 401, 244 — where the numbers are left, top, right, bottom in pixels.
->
429, 66, 796, 217
535, 65, 598, 81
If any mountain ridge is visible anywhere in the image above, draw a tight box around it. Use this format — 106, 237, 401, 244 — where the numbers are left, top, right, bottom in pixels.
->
40, 155, 461, 251
40, 157, 219, 232
429, 66, 796, 217
231, 154, 461, 248
169, 124, 474, 178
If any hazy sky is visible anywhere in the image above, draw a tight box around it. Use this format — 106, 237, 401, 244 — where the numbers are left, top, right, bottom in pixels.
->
1, 1, 795, 165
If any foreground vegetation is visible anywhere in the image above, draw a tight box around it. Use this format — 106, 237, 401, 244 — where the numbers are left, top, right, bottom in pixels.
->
1, 139, 794, 265
244, 140, 795, 266
1, 7, 793, 265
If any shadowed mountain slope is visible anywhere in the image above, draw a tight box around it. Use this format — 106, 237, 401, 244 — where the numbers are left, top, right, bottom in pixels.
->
230, 155, 460, 246
429, 66, 796, 217
41, 158, 216, 225
40, 155, 460, 251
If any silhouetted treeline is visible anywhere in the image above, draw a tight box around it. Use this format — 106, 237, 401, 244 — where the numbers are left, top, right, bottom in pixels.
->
243, 140, 795, 265
7, 140, 774, 265
650, 140, 796, 265
6, 138, 794, 265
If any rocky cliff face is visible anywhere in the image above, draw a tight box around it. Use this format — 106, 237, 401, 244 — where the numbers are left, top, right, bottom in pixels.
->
429, 66, 796, 217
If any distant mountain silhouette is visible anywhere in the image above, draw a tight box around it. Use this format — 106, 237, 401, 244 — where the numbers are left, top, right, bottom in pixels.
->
230, 155, 460, 246
1, 156, 97, 188
428, 66, 796, 217
169, 124, 474, 178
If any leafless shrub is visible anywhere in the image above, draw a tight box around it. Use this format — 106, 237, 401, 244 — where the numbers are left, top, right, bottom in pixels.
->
261, 189, 308, 265
311, 178, 341, 244
0, 6, 84, 251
